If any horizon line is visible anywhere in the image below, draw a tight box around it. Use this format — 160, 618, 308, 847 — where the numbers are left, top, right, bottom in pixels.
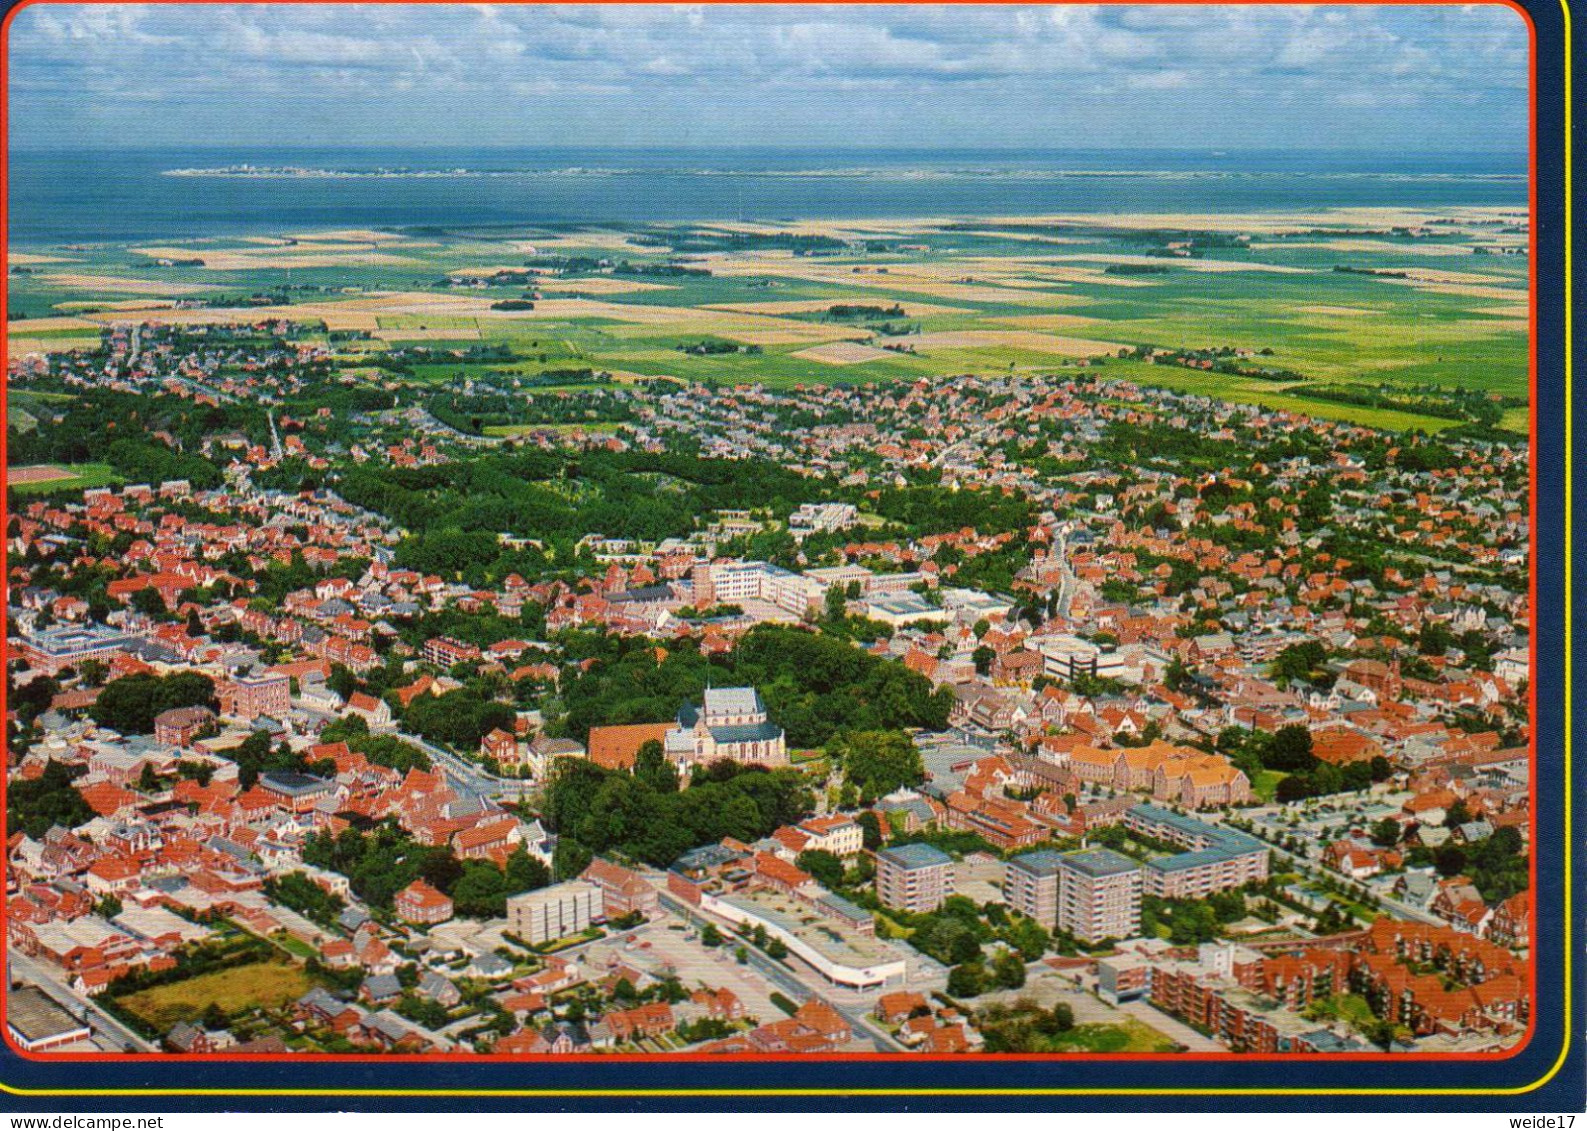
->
5, 142, 1531, 157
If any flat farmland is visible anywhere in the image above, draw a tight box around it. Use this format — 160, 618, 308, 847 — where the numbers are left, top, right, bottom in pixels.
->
7, 205, 1530, 431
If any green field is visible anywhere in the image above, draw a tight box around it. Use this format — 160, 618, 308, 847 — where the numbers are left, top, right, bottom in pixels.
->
116, 961, 311, 1029
1252, 770, 1291, 804
1047, 1018, 1179, 1053
273, 933, 319, 960
6, 462, 122, 495
483, 421, 623, 437
7, 210, 1530, 433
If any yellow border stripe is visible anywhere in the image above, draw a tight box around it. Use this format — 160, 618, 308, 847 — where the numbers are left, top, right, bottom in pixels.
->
0, 0, 1572, 1100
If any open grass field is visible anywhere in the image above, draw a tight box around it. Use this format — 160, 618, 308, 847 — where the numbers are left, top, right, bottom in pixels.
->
273, 933, 320, 961
116, 961, 311, 1029
483, 421, 623, 436
6, 462, 121, 494
7, 205, 1529, 431
1251, 770, 1290, 804
1047, 1018, 1179, 1053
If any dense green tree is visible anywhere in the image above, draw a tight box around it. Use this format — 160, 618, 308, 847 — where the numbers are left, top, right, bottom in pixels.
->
1369, 818, 1402, 848
405, 688, 515, 751
946, 961, 986, 998
504, 848, 551, 895
130, 588, 168, 619
835, 729, 924, 803
1272, 640, 1327, 686
1266, 725, 1316, 771
796, 849, 846, 890
450, 861, 511, 918
264, 872, 346, 929
89, 672, 216, 735
999, 915, 1051, 962
543, 757, 811, 868
634, 739, 679, 794
552, 837, 593, 882
992, 949, 1027, 990
7, 759, 94, 838
856, 810, 884, 851
9, 675, 59, 726
1434, 845, 1468, 877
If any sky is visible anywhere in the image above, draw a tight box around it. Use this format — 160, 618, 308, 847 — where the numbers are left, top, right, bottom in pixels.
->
5, 4, 1530, 152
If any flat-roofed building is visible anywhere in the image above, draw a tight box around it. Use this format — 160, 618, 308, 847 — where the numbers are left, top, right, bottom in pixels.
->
1125, 803, 1269, 898
1003, 849, 1064, 929
16, 625, 137, 676
789, 502, 859, 538
703, 888, 906, 990
257, 771, 336, 814
875, 843, 954, 914
1055, 848, 1142, 944
218, 670, 290, 722
506, 880, 603, 945
7, 985, 92, 1052
861, 593, 945, 629
1097, 952, 1153, 1003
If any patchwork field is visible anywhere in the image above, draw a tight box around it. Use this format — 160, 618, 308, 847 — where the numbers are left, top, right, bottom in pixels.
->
6, 206, 1530, 431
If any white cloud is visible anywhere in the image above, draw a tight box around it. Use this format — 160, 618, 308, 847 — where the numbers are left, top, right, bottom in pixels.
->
3, 3, 1528, 149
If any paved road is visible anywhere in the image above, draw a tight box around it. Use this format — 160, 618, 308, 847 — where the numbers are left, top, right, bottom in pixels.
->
400, 732, 531, 801
1052, 532, 1078, 619
8, 952, 158, 1053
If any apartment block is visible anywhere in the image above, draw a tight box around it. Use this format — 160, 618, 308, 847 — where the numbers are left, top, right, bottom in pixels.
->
1055, 848, 1142, 944
506, 880, 604, 945
1003, 849, 1064, 929
874, 843, 955, 914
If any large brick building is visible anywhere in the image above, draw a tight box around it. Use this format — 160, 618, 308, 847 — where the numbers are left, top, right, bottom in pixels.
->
395, 879, 454, 925
218, 670, 290, 722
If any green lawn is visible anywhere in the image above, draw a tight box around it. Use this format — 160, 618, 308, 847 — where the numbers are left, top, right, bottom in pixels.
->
1252, 770, 1290, 804
1303, 993, 1379, 1032
1047, 1018, 1178, 1053
483, 421, 623, 437
273, 933, 319, 960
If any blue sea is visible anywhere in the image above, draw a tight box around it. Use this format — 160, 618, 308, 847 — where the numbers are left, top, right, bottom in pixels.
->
6, 146, 1529, 247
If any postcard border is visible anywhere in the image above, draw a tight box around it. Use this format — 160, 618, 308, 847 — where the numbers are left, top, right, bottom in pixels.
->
0, 0, 1571, 1104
